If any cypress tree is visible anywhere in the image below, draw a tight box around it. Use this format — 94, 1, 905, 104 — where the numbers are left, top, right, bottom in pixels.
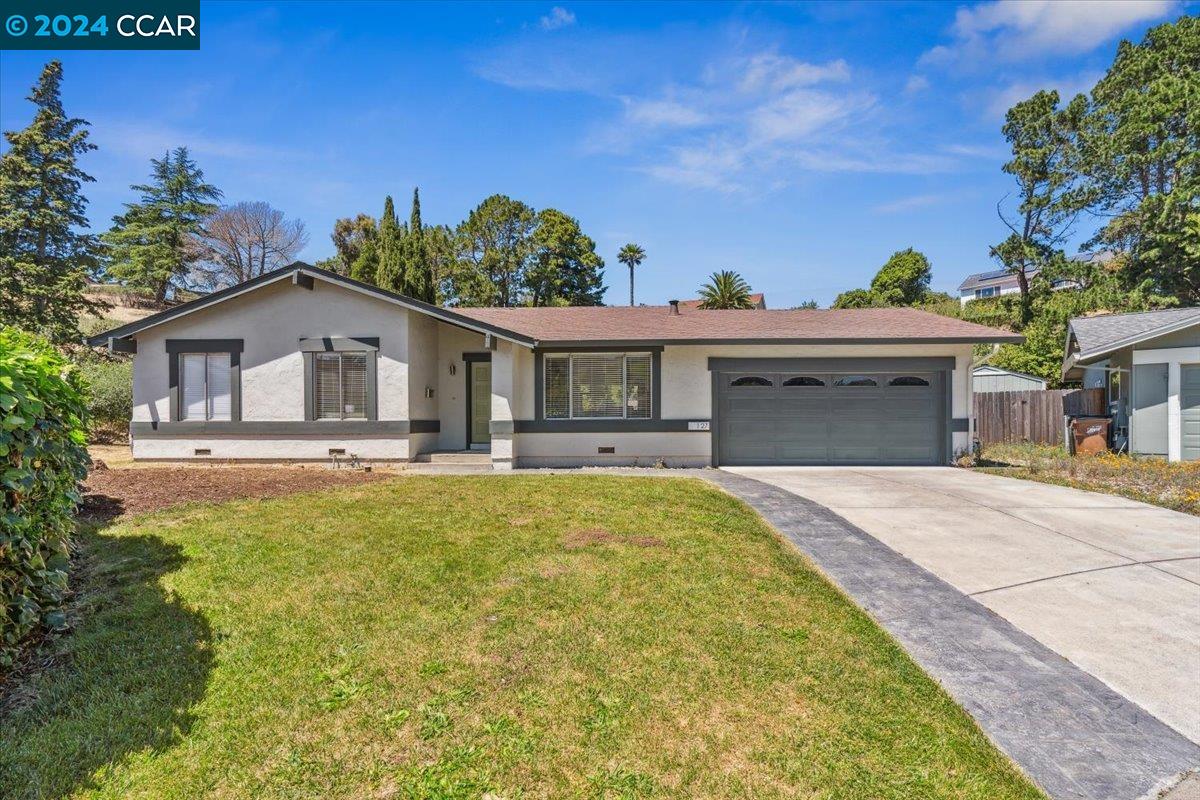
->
401, 187, 435, 302
0, 61, 102, 344
374, 195, 404, 292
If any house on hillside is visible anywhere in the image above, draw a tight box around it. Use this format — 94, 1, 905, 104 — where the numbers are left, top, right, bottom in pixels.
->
88, 263, 1021, 468
1062, 307, 1200, 461
957, 253, 1112, 306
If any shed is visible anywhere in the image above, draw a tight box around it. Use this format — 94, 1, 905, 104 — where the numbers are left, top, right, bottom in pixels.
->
972, 365, 1048, 393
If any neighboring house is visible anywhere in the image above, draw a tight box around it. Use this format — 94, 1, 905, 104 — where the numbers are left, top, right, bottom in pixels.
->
957, 253, 1111, 306
972, 365, 1047, 393
89, 263, 1020, 468
1062, 307, 1200, 461
957, 269, 1080, 306
678, 293, 766, 309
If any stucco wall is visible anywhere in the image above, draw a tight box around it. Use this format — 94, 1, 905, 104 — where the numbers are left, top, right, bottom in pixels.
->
129, 278, 415, 460
507, 342, 975, 467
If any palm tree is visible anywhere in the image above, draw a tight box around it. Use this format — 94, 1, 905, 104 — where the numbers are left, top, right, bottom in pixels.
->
617, 243, 645, 306
697, 270, 755, 309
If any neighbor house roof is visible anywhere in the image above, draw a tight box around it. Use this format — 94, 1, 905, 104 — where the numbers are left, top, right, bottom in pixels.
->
678, 293, 766, 309
958, 252, 1115, 292
87, 261, 1022, 350
1061, 306, 1200, 377
453, 304, 1022, 346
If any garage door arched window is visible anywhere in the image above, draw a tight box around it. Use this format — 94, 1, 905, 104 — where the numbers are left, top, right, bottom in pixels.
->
782, 376, 824, 387
889, 375, 930, 387
730, 375, 773, 387
834, 375, 877, 387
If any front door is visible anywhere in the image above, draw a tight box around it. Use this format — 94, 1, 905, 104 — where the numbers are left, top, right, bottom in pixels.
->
469, 361, 491, 447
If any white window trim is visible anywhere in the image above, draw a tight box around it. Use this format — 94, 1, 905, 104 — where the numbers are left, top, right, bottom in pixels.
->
544, 352, 653, 421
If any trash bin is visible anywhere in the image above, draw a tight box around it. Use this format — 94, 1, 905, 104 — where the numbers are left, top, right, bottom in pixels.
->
1070, 417, 1111, 455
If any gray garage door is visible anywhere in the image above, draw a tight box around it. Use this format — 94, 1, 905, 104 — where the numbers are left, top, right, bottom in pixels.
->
716, 367, 947, 465
1182, 365, 1200, 462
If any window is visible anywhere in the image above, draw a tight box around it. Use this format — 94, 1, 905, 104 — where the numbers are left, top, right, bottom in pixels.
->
834, 375, 877, 387
888, 375, 930, 386
543, 352, 652, 419
730, 376, 773, 387
180, 353, 232, 420
975, 286, 999, 298
314, 352, 368, 420
782, 376, 824, 387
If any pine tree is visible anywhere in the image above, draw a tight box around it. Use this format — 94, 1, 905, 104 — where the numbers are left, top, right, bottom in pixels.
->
401, 188, 436, 302
0, 61, 102, 344
103, 147, 222, 303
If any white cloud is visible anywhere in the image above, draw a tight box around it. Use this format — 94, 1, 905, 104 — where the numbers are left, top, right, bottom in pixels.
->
92, 120, 310, 163
921, 0, 1176, 67
904, 75, 930, 95
621, 97, 707, 128
736, 54, 850, 93
539, 6, 576, 31
981, 71, 1100, 120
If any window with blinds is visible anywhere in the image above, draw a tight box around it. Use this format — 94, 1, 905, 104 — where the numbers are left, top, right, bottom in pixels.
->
314, 352, 368, 420
543, 353, 652, 420
180, 353, 232, 421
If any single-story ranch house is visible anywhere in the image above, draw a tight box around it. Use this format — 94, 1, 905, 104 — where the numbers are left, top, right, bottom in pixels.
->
1062, 307, 1200, 462
89, 263, 1023, 468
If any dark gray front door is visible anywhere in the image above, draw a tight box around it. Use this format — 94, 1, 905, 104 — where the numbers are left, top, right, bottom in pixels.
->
1132, 363, 1168, 455
1182, 365, 1200, 462
469, 361, 491, 447
716, 368, 946, 465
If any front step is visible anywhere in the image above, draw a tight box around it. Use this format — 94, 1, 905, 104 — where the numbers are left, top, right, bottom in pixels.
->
413, 450, 492, 465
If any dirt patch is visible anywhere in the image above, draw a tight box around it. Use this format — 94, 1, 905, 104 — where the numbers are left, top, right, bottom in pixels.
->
562, 528, 664, 550
81, 466, 386, 522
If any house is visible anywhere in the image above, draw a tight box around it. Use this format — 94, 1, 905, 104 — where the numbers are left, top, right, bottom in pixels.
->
972, 365, 1047, 393
1062, 307, 1200, 461
957, 269, 1080, 306
678, 293, 766, 309
89, 263, 1022, 468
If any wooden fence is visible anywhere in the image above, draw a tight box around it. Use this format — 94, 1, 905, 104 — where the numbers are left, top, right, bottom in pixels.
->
974, 388, 1106, 445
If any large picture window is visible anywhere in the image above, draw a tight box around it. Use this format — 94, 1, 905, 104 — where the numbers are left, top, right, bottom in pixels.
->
544, 352, 652, 419
314, 352, 368, 420
180, 352, 232, 420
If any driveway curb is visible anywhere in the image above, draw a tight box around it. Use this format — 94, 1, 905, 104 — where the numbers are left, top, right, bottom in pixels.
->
705, 469, 1200, 800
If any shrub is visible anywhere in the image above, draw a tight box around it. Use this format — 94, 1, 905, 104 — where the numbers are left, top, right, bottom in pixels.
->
1, 326, 90, 668
79, 358, 132, 439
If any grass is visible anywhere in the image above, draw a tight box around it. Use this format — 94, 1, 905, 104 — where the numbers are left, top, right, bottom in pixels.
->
975, 441, 1200, 515
0, 476, 1043, 799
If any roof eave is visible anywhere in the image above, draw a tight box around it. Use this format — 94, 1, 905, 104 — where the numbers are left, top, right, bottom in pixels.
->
534, 334, 1024, 348
1068, 313, 1200, 367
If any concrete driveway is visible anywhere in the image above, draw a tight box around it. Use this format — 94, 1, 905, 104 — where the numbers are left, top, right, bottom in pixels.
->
723, 466, 1200, 744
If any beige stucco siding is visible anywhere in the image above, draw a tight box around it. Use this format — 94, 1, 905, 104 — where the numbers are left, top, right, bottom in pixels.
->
509, 342, 975, 467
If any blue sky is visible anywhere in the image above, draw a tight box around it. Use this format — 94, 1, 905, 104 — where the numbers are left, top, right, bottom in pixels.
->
0, 1, 1190, 306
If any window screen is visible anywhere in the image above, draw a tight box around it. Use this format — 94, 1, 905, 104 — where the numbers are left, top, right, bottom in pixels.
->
180, 352, 232, 421
315, 352, 368, 420
544, 353, 653, 420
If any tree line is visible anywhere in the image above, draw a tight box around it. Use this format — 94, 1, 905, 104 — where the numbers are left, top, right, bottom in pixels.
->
829, 17, 1196, 386
313, 191, 609, 308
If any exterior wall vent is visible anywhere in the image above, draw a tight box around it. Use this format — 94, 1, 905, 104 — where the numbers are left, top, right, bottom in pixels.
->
598, 446, 616, 454
193, 448, 211, 456
328, 448, 347, 455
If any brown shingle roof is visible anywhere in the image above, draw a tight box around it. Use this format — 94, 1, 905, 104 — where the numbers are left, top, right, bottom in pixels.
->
453, 305, 1021, 345
678, 293, 765, 309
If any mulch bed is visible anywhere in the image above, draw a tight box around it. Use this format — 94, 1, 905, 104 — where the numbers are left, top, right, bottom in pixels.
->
81, 463, 387, 522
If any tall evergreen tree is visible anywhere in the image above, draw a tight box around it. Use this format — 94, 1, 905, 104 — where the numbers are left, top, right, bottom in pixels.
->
401, 188, 435, 302
374, 195, 405, 292
0, 61, 102, 344
453, 195, 536, 306
528, 208, 605, 306
103, 147, 221, 303
1080, 17, 1199, 303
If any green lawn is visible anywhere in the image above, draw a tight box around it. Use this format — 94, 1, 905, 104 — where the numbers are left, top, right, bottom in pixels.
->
1, 476, 1042, 799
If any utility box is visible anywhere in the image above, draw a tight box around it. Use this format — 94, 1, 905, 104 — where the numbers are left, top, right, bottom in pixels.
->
1070, 417, 1111, 455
